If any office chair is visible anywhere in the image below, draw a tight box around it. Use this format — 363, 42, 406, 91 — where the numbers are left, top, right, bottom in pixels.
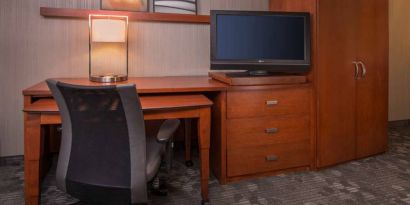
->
46, 79, 180, 205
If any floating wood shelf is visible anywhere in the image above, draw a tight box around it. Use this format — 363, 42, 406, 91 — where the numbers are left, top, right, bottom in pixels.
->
40, 7, 210, 24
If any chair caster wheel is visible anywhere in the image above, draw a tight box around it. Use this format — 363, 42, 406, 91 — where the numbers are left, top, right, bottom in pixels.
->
201, 199, 210, 205
185, 160, 194, 167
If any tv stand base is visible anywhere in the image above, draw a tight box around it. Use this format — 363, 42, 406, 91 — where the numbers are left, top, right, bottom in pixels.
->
248, 70, 271, 76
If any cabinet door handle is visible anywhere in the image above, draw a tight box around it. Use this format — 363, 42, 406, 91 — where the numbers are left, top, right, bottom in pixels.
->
265, 127, 279, 134
353, 61, 360, 79
358, 61, 367, 78
266, 154, 279, 161
266, 100, 278, 106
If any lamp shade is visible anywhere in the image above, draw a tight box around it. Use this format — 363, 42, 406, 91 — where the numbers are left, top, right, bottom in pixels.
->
91, 18, 127, 42
89, 15, 129, 83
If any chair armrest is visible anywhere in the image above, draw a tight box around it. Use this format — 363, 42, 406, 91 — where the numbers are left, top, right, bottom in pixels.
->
156, 119, 181, 144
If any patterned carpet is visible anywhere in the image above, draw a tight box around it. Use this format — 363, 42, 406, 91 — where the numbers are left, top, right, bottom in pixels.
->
1, 126, 410, 205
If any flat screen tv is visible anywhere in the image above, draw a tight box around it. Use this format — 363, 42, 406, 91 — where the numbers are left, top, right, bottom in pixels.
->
211, 10, 311, 76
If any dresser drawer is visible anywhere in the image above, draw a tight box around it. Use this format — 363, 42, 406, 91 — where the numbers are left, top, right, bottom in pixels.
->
227, 115, 310, 148
227, 140, 311, 177
227, 87, 311, 119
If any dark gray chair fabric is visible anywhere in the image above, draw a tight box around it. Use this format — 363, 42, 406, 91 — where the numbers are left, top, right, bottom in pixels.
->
46, 79, 180, 205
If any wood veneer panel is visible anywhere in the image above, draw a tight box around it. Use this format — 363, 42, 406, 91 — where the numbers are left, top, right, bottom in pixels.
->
355, 0, 389, 158
210, 91, 228, 184
269, 0, 317, 83
24, 113, 41, 205
197, 107, 211, 202
24, 95, 213, 113
227, 115, 311, 148
227, 86, 311, 119
316, 0, 358, 167
270, 0, 317, 12
40, 7, 210, 24
22, 77, 227, 96
227, 140, 311, 177
209, 72, 307, 86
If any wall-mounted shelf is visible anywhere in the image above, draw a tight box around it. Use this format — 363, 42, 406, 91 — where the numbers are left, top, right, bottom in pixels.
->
40, 7, 210, 24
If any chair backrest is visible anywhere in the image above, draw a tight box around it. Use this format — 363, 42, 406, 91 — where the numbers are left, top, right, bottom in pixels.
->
47, 79, 148, 204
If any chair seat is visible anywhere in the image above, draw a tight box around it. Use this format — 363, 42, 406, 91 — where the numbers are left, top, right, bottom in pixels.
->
146, 136, 165, 181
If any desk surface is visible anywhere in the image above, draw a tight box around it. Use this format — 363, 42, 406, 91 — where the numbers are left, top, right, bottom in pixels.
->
23, 76, 228, 96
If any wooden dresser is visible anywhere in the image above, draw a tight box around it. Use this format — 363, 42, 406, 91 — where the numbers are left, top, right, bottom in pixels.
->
226, 85, 314, 179
209, 73, 315, 183
270, 0, 389, 168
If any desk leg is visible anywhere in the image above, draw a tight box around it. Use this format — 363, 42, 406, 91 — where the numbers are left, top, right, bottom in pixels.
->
198, 107, 211, 203
184, 119, 193, 167
24, 113, 41, 205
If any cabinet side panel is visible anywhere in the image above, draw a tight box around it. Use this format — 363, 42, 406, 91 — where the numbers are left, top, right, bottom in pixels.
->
210, 91, 227, 184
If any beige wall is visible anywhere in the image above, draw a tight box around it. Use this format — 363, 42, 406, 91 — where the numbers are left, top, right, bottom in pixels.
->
0, 0, 269, 157
389, 0, 410, 121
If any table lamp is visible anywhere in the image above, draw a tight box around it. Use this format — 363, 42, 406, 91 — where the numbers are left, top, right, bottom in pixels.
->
89, 15, 128, 83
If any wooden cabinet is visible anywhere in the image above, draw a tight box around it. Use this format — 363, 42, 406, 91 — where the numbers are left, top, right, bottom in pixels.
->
270, 0, 389, 167
316, 0, 389, 167
211, 0, 388, 184
316, 0, 359, 167
224, 85, 314, 181
355, 0, 389, 159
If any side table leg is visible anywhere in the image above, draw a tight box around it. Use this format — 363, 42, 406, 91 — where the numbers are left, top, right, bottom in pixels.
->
24, 113, 42, 205
198, 108, 211, 203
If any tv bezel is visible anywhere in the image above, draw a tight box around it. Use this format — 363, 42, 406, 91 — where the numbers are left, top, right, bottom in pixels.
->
210, 10, 311, 74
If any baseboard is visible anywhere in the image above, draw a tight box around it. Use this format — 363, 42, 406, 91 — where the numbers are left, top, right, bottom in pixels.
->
389, 119, 410, 128
0, 155, 23, 166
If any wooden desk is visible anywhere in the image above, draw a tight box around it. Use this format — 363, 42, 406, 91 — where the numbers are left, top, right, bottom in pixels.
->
22, 77, 227, 205
23, 76, 227, 96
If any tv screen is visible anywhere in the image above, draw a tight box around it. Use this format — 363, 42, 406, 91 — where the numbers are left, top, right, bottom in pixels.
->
211, 11, 311, 74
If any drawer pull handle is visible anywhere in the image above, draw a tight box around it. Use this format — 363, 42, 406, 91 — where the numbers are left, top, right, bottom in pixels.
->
266, 100, 279, 106
266, 155, 279, 161
265, 128, 279, 134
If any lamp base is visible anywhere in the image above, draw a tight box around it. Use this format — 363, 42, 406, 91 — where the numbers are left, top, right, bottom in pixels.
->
90, 75, 128, 83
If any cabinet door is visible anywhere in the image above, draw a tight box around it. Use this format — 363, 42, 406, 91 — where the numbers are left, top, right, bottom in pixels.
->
316, 0, 358, 167
355, 0, 389, 158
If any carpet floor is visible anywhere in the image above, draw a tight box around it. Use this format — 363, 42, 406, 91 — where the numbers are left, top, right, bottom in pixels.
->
1, 126, 410, 205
